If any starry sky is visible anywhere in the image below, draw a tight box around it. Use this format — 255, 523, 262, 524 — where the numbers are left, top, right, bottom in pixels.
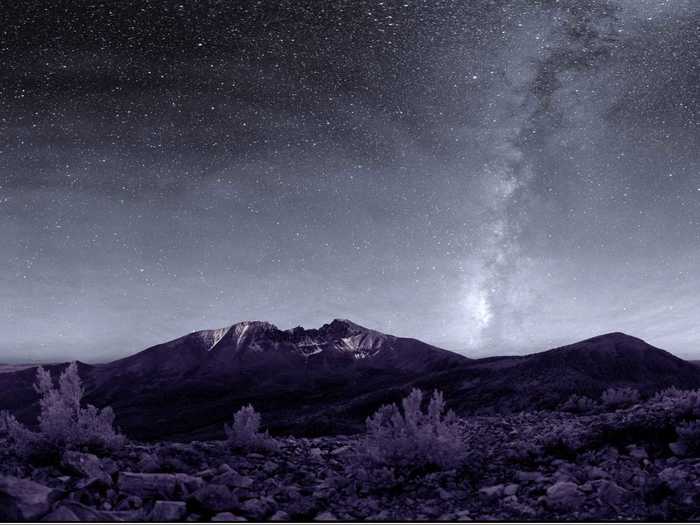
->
2, 0, 699, 363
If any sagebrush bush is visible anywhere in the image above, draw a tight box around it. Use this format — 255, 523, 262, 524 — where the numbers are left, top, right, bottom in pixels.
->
560, 394, 598, 414
364, 389, 466, 470
601, 387, 640, 409
0, 363, 125, 459
225, 404, 278, 451
0, 410, 48, 459
675, 420, 700, 456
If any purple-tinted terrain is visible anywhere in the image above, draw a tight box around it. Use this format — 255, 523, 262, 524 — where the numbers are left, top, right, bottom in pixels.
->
2, 321, 700, 521
2, 320, 699, 441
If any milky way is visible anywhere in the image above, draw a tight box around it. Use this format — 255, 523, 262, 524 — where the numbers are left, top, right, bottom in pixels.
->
1, 0, 699, 362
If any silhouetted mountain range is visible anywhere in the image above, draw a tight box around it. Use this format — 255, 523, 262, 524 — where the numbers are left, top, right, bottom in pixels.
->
1, 320, 699, 440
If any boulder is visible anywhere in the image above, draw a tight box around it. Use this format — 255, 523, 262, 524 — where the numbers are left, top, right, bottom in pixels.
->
586, 466, 609, 480
479, 484, 504, 500
546, 481, 585, 511
50, 501, 143, 522
62, 451, 111, 486
239, 497, 273, 520
0, 475, 58, 520
189, 484, 238, 513
315, 511, 338, 521
211, 470, 254, 489
150, 500, 188, 522
211, 511, 246, 521
595, 480, 629, 507
137, 453, 161, 473
515, 470, 545, 483
669, 442, 688, 457
116, 495, 143, 510
40, 506, 80, 522
118, 473, 202, 500
627, 445, 648, 460
119, 473, 178, 499
263, 461, 279, 473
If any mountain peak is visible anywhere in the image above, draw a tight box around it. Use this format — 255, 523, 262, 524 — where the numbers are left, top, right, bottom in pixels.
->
230, 320, 278, 333
572, 331, 650, 350
320, 318, 369, 336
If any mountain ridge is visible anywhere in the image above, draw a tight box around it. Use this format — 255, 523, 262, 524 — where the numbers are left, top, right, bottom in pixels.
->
0, 320, 699, 440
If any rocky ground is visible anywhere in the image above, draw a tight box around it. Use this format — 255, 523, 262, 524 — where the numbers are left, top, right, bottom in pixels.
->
2, 393, 700, 522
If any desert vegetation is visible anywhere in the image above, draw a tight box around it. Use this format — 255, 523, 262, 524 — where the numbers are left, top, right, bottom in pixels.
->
364, 388, 466, 470
225, 404, 279, 452
1, 363, 124, 461
4, 375, 700, 520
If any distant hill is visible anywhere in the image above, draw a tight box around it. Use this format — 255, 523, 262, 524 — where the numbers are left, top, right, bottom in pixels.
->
1, 322, 698, 440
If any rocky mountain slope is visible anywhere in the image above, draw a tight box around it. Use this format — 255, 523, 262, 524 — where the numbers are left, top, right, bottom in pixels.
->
0, 322, 699, 441
3, 390, 700, 521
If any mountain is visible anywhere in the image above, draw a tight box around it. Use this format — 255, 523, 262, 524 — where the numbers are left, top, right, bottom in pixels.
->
86, 319, 468, 439
0, 323, 699, 441
443, 332, 700, 414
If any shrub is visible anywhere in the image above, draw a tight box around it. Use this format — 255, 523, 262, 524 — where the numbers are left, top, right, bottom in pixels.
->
560, 394, 598, 414
601, 387, 640, 410
224, 404, 278, 451
1, 363, 125, 459
364, 389, 466, 470
0, 410, 48, 459
674, 420, 700, 456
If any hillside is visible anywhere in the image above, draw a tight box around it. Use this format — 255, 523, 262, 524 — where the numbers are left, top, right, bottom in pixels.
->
0, 324, 699, 440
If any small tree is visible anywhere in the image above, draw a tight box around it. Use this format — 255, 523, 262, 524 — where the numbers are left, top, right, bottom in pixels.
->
601, 387, 640, 410
364, 389, 465, 470
0, 363, 124, 459
560, 394, 598, 414
224, 404, 277, 451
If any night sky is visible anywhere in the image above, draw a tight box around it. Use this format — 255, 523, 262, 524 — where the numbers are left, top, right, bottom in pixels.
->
2, 0, 699, 363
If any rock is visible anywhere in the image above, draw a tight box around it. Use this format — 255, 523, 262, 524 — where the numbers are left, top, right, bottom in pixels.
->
118, 473, 178, 499
118, 472, 202, 500
330, 446, 351, 456
239, 497, 272, 520
62, 451, 112, 486
546, 481, 585, 511
41, 506, 80, 522
587, 466, 609, 480
52, 501, 138, 522
150, 500, 188, 521
100, 458, 120, 477
504, 483, 519, 496
175, 473, 205, 494
263, 461, 278, 473
596, 480, 629, 507
438, 488, 453, 500
217, 464, 233, 474
669, 442, 688, 457
211, 470, 254, 489
212, 511, 246, 521
479, 484, 504, 499
137, 453, 161, 473
515, 471, 545, 483
270, 510, 291, 521
189, 484, 238, 513
195, 468, 218, 479
116, 495, 143, 510
315, 511, 338, 520
0, 475, 58, 520
309, 448, 323, 459
455, 510, 472, 521
627, 445, 648, 460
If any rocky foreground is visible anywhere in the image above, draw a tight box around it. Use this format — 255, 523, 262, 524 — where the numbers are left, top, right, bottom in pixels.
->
2, 390, 700, 522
